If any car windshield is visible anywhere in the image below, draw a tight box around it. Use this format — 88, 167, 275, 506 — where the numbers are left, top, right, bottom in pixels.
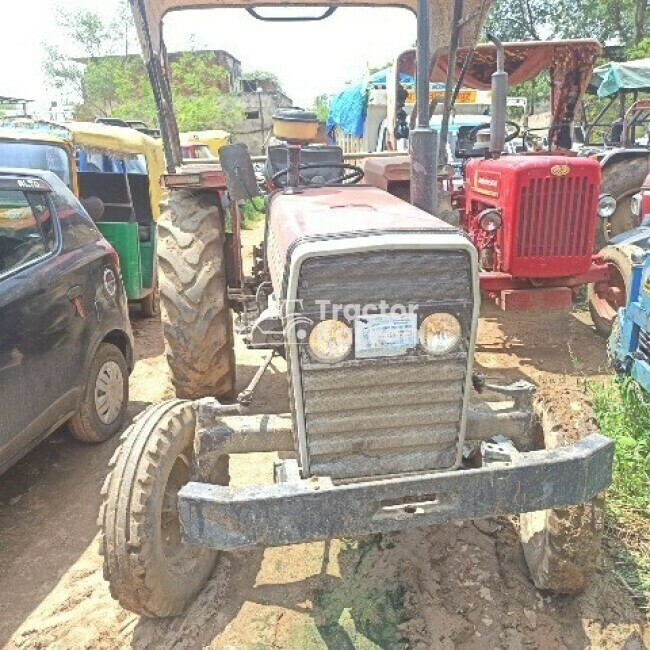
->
0, 142, 71, 187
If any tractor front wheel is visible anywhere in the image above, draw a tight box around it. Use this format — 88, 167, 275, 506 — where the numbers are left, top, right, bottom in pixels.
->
588, 244, 636, 338
157, 190, 235, 399
99, 400, 229, 617
519, 400, 604, 594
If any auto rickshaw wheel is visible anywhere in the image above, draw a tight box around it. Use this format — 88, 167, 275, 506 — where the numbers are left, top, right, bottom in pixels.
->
99, 400, 229, 617
140, 276, 160, 318
588, 244, 635, 338
157, 190, 235, 399
519, 399, 604, 594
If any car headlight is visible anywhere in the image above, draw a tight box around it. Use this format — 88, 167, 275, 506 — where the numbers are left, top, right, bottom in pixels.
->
631, 193, 641, 218
308, 320, 353, 363
418, 313, 462, 356
478, 208, 503, 232
598, 193, 617, 218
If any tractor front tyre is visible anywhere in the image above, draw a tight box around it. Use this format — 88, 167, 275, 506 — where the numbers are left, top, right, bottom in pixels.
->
595, 157, 650, 251
157, 190, 235, 400
588, 244, 635, 338
99, 400, 230, 617
519, 400, 604, 594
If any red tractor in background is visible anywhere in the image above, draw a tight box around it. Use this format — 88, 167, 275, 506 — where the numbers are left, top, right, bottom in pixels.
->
366, 38, 611, 311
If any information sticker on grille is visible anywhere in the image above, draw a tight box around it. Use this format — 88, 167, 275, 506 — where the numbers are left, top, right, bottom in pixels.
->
354, 313, 417, 359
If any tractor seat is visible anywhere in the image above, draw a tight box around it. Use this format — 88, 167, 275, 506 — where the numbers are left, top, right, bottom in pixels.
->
264, 144, 344, 188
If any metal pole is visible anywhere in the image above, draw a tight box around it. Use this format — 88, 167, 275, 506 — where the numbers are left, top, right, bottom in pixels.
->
416, 0, 430, 130
438, 0, 463, 160
411, 0, 438, 215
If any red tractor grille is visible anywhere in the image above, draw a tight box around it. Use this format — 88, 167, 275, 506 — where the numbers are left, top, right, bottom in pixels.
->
512, 175, 597, 277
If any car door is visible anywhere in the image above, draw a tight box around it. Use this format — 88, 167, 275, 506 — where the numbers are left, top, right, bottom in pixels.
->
0, 180, 96, 471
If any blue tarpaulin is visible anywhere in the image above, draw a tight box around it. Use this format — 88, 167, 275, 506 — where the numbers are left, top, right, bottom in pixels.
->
326, 69, 413, 138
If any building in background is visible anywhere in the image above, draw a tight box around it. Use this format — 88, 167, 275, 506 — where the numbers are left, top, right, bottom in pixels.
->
235, 77, 293, 153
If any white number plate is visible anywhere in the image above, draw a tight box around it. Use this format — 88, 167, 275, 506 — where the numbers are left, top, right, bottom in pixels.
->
354, 313, 417, 359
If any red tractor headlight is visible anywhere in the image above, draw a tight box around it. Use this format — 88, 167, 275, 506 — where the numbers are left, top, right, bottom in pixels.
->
478, 208, 503, 232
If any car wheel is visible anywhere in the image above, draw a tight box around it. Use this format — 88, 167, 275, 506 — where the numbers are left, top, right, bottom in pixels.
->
68, 342, 129, 443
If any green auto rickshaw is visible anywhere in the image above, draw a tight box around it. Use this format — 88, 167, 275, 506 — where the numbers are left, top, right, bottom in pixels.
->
0, 120, 165, 317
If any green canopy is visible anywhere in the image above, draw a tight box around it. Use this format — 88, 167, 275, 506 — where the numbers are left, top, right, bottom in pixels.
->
587, 59, 650, 98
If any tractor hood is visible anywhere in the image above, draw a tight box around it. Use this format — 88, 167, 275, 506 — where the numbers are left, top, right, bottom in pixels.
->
265, 185, 459, 297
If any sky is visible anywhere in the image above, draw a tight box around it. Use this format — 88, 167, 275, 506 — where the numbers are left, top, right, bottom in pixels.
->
0, 0, 416, 109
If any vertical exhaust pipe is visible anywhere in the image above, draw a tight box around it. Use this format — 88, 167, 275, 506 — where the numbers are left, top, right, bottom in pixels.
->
487, 34, 508, 158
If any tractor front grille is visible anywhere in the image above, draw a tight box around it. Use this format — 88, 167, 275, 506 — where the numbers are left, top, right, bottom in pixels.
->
513, 175, 597, 276
294, 249, 474, 481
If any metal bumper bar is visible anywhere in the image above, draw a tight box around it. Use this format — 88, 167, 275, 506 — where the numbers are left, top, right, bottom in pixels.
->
179, 434, 613, 551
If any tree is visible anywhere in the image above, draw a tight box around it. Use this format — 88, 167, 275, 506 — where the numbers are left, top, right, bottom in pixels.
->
43, 5, 244, 132
242, 70, 283, 92
485, 0, 649, 49
312, 93, 330, 122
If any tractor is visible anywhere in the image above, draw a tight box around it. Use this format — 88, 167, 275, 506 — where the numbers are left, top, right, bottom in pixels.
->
364, 38, 613, 311
581, 60, 650, 249
99, 0, 613, 617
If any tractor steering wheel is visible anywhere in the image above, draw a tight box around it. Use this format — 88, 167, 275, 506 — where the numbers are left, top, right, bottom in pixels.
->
271, 162, 365, 188
468, 121, 521, 145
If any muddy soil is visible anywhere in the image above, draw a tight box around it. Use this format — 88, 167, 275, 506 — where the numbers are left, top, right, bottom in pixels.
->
0, 224, 648, 650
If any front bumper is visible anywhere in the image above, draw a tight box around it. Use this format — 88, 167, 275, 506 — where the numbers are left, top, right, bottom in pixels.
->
179, 433, 613, 551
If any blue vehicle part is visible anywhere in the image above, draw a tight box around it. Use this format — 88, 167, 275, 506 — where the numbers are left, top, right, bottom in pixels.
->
609, 248, 650, 391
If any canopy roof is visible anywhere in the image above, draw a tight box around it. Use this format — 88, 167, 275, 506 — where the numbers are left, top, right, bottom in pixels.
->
587, 59, 650, 98
65, 121, 164, 160
130, 0, 491, 56
396, 39, 602, 89
0, 126, 71, 148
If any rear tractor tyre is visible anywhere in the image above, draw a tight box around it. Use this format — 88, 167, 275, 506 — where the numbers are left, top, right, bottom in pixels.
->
99, 400, 230, 617
588, 244, 636, 338
519, 400, 604, 594
157, 190, 235, 400
595, 157, 650, 251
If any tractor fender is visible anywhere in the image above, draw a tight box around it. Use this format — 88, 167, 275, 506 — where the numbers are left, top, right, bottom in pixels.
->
599, 148, 650, 172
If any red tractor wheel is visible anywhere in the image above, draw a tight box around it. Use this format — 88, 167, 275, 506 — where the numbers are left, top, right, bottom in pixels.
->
588, 245, 636, 338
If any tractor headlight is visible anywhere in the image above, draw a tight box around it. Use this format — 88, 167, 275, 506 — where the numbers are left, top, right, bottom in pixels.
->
630, 193, 641, 218
308, 320, 353, 363
598, 193, 617, 218
418, 313, 462, 356
478, 208, 503, 232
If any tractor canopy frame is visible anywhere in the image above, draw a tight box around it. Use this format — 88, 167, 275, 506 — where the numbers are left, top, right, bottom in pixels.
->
129, 0, 493, 173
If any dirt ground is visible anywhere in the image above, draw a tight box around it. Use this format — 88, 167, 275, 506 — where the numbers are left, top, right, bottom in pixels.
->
0, 224, 648, 650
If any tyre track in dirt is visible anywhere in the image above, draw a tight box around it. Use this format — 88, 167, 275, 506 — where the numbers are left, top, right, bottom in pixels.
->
0, 224, 648, 649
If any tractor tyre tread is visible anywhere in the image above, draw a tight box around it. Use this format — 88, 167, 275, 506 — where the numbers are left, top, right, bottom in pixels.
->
157, 190, 235, 399
520, 399, 605, 594
99, 400, 219, 617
